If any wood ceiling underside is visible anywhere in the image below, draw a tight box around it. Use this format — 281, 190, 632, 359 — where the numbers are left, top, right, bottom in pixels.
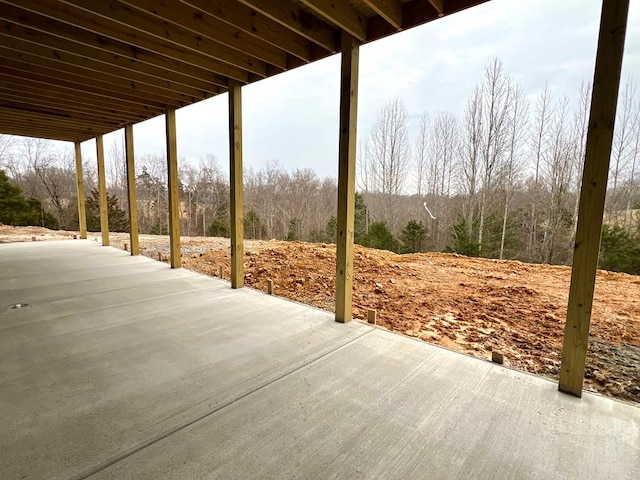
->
0, 0, 488, 142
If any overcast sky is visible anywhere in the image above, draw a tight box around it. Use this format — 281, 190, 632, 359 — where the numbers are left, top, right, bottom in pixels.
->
62, 0, 640, 179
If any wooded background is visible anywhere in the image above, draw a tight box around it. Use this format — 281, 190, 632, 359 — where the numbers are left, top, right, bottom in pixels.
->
1, 59, 639, 272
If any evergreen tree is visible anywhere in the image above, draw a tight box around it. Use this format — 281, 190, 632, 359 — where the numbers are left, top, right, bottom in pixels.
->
362, 221, 399, 252
400, 220, 427, 253
600, 226, 640, 274
0, 170, 38, 226
244, 209, 265, 239
286, 218, 300, 241
445, 218, 480, 257
208, 219, 229, 237
85, 189, 129, 233
324, 215, 337, 243
354, 192, 368, 245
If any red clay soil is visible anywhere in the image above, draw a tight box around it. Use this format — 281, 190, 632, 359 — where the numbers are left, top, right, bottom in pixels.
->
2, 225, 639, 403
184, 241, 640, 404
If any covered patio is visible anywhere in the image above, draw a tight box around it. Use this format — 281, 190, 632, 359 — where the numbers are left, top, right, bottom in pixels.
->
0, 0, 639, 477
1, 240, 639, 479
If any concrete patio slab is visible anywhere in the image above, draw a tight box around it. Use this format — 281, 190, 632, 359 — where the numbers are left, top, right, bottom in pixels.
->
1, 240, 638, 480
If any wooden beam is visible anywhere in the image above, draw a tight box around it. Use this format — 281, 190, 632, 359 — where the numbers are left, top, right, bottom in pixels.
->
428, 0, 445, 16
3, 0, 246, 82
3, 117, 106, 139
96, 135, 109, 246
0, 108, 118, 132
74, 141, 87, 239
165, 109, 181, 268
0, 119, 95, 142
299, 0, 367, 42
335, 32, 360, 323
125, 124, 139, 256
0, 13, 229, 89
0, 123, 92, 142
182, 0, 314, 62
362, 0, 403, 30
559, 0, 630, 397
0, 34, 220, 97
0, 95, 150, 124
238, 0, 338, 52
58, 0, 268, 77
228, 80, 244, 289
0, 57, 193, 108
0, 74, 167, 118
122, 0, 289, 70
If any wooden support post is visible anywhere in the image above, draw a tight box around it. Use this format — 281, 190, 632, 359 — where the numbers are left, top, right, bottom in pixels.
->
96, 135, 109, 246
166, 108, 181, 268
219, 266, 224, 279
74, 141, 87, 239
125, 124, 140, 256
335, 32, 360, 323
559, 0, 629, 397
267, 279, 273, 295
229, 80, 244, 289
367, 309, 376, 325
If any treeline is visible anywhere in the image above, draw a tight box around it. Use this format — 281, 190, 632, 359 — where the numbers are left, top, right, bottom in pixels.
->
0, 58, 638, 273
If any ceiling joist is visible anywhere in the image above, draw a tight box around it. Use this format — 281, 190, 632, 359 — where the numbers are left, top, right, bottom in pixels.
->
0, 0, 489, 143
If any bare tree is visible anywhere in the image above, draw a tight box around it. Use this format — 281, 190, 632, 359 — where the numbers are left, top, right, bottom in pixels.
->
499, 85, 529, 259
460, 86, 483, 237
569, 81, 591, 248
542, 96, 574, 263
368, 97, 411, 231
477, 58, 512, 252
414, 112, 429, 196
608, 79, 637, 222
528, 84, 552, 261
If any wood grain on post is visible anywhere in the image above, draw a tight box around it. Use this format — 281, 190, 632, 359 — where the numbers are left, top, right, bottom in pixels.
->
96, 135, 109, 246
335, 31, 360, 323
74, 141, 87, 239
166, 109, 181, 268
559, 0, 630, 397
229, 80, 244, 289
125, 124, 140, 256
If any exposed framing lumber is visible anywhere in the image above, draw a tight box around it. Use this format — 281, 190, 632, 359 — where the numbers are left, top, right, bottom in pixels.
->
362, 0, 403, 30
0, 76, 165, 117
122, 0, 289, 70
0, 35, 221, 97
182, 0, 314, 62
228, 80, 244, 289
335, 32, 360, 323
1, 118, 101, 138
428, 0, 445, 16
74, 141, 87, 239
0, 94, 150, 124
0, 14, 229, 89
0, 124, 92, 142
165, 109, 181, 268
96, 135, 110, 246
366, 0, 439, 42
238, 0, 338, 52
4, 0, 250, 82
299, 0, 367, 42
1, 58, 192, 108
559, 0, 630, 397
125, 124, 140, 256
0, 108, 119, 131
59, 0, 268, 77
